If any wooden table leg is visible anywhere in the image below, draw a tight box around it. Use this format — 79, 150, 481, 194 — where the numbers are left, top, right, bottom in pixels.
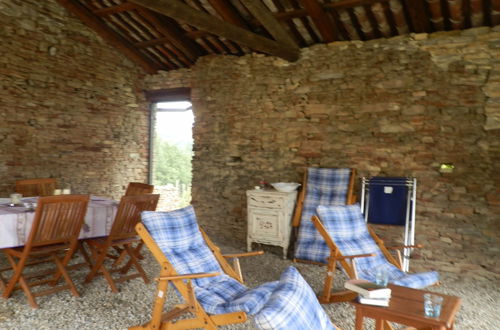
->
355, 308, 364, 330
375, 318, 384, 330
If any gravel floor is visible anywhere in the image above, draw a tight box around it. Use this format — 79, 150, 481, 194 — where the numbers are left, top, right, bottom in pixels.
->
0, 244, 498, 330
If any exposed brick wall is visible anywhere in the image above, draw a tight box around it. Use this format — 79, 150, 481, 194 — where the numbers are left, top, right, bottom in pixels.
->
0, 0, 149, 198
147, 27, 500, 276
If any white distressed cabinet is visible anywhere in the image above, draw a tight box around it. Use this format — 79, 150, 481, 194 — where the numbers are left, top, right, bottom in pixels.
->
246, 189, 297, 259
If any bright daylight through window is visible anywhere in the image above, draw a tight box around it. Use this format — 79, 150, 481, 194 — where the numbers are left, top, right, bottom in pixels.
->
152, 101, 193, 210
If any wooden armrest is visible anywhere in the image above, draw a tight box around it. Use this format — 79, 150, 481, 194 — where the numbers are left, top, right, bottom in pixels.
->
386, 244, 423, 250
157, 272, 220, 281
338, 253, 375, 260
223, 251, 264, 258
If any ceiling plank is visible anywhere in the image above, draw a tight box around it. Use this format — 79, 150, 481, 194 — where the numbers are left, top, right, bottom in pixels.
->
129, 0, 300, 61
206, 0, 249, 28
93, 3, 136, 16
402, 0, 431, 32
56, 0, 159, 74
300, 0, 338, 42
240, 0, 298, 47
137, 8, 202, 62
324, 0, 390, 11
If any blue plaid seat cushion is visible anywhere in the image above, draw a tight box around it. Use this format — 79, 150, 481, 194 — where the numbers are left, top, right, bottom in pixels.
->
141, 206, 334, 323
294, 168, 353, 263
254, 266, 336, 330
316, 204, 439, 289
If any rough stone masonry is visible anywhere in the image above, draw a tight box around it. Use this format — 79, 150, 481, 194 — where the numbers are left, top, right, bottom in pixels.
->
145, 27, 500, 278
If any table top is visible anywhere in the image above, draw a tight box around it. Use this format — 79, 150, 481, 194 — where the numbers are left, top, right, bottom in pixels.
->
351, 284, 462, 329
0, 195, 118, 249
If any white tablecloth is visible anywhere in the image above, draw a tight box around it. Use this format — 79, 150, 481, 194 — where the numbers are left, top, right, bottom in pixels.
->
0, 196, 117, 249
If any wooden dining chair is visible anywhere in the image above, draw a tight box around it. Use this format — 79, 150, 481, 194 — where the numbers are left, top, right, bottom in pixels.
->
15, 178, 57, 197
1, 194, 90, 308
83, 194, 159, 293
125, 182, 154, 196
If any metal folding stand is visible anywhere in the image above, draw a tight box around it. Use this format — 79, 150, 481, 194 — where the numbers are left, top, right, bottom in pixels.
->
360, 177, 417, 272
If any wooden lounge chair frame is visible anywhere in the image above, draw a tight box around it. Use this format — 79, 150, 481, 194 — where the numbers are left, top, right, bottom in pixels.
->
310, 214, 424, 304
15, 178, 57, 197
291, 167, 357, 266
84, 194, 160, 292
130, 222, 263, 330
1, 195, 89, 308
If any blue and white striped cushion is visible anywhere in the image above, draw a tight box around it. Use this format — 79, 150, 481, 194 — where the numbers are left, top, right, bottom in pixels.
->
254, 266, 336, 330
316, 204, 439, 289
294, 168, 352, 263
141, 206, 336, 322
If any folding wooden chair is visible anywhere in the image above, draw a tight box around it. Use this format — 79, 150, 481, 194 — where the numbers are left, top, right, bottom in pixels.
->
1, 194, 89, 308
292, 167, 356, 264
312, 204, 439, 304
132, 205, 336, 330
84, 194, 159, 292
125, 182, 154, 196
15, 178, 57, 197
120, 182, 155, 261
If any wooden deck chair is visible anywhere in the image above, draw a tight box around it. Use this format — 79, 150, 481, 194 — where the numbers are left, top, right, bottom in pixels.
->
1, 194, 89, 308
125, 182, 154, 196
132, 205, 337, 330
84, 194, 159, 292
15, 178, 57, 197
312, 204, 439, 304
292, 167, 356, 264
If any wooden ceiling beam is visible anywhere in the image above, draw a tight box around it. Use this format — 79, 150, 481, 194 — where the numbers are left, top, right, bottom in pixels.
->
129, 0, 300, 61
206, 0, 249, 28
240, 0, 297, 47
402, 0, 431, 32
137, 8, 202, 62
55, 0, 159, 74
324, 0, 390, 11
93, 3, 136, 16
300, 0, 338, 42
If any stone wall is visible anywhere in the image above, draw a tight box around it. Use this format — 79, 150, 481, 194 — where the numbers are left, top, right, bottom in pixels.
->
0, 0, 149, 198
146, 27, 499, 277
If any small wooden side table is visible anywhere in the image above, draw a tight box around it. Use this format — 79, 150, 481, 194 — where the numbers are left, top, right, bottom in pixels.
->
246, 189, 297, 259
351, 284, 461, 330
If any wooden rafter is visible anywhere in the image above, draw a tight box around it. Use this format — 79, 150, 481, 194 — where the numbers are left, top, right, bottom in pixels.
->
56, 0, 159, 73
206, 0, 249, 28
136, 8, 202, 62
129, 0, 300, 61
300, 0, 338, 42
240, 0, 298, 47
402, 0, 431, 32
93, 3, 136, 16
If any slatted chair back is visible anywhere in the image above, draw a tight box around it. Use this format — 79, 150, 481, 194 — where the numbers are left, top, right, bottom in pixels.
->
2, 194, 90, 308
125, 182, 154, 196
15, 178, 57, 197
108, 194, 160, 241
28, 195, 89, 248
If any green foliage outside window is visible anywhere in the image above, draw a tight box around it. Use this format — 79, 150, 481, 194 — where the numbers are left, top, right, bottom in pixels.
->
153, 137, 193, 207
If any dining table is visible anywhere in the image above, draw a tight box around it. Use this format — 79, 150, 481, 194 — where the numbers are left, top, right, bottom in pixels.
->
0, 195, 118, 249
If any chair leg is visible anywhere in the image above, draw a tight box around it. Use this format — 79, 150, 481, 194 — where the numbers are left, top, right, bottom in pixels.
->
84, 244, 107, 284
320, 257, 336, 303
121, 244, 149, 284
2, 253, 39, 308
53, 255, 80, 297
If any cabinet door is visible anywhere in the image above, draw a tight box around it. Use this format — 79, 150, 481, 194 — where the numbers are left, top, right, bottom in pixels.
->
248, 208, 283, 241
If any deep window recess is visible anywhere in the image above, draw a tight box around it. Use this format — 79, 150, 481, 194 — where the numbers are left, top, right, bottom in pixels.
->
148, 89, 193, 210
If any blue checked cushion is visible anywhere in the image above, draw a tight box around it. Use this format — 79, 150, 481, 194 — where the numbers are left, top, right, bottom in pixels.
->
294, 168, 352, 263
316, 204, 439, 289
254, 266, 336, 330
141, 206, 286, 315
